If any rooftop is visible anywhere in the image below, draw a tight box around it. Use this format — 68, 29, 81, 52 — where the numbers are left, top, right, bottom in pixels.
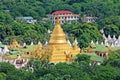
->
52, 10, 73, 15
16, 17, 33, 20
2, 45, 38, 59
90, 44, 109, 52
83, 53, 104, 62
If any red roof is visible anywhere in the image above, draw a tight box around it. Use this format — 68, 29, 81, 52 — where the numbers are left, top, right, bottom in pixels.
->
52, 10, 73, 15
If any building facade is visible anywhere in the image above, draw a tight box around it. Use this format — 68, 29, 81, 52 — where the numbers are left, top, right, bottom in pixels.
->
82, 15, 97, 23
47, 10, 79, 24
15, 17, 37, 24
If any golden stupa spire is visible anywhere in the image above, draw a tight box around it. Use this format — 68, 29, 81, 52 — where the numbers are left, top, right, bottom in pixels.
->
49, 16, 67, 44
9, 39, 21, 49
33, 16, 80, 63
52, 16, 65, 34
56, 16, 60, 25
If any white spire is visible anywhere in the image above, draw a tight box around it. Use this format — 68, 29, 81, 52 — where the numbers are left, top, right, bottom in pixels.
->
101, 42, 104, 45
0, 45, 9, 54
0, 48, 1, 54
48, 29, 52, 34
103, 33, 107, 39
4, 45, 9, 53
104, 38, 108, 45
113, 35, 116, 41
100, 28, 104, 34
117, 36, 120, 45
115, 40, 118, 47
67, 40, 72, 46
23, 42, 26, 47
30, 42, 33, 45
96, 40, 98, 44
118, 35, 120, 40
91, 40, 94, 44
108, 34, 111, 40
73, 38, 78, 45
38, 41, 42, 45
117, 40, 120, 47
105, 42, 109, 47
44, 41, 48, 46
111, 43, 114, 47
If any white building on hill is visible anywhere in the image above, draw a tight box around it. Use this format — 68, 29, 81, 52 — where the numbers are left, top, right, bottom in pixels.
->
47, 10, 79, 24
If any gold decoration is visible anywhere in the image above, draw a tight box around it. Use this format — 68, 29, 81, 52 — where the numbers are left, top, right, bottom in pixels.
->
8, 39, 21, 50
33, 17, 80, 63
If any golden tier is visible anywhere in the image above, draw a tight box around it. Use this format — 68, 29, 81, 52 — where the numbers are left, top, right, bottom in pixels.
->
9, 39, 21, 50
33, 17, 80, 63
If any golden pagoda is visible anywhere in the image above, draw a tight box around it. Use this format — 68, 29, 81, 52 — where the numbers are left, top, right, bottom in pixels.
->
8, 39, 21, 50
33, 17, 80, 63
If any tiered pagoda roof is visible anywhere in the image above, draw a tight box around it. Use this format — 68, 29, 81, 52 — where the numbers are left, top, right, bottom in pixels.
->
33, 17, 80, 63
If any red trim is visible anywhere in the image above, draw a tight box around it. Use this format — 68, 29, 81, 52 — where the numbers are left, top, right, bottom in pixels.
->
52, 10, 73, 15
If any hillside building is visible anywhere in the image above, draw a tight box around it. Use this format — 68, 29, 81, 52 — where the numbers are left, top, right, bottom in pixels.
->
15, 17, 37, 24
82, 15, 97, 23
47, 10, 79, 24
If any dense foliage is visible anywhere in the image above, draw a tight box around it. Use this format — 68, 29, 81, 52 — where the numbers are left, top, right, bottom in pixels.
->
0, 0, 120, 18
0, 50, 120, 80
0, 0, 120, 47
63, 22, 103, 47
0, 22, 50, 45
98, 16, 120, 37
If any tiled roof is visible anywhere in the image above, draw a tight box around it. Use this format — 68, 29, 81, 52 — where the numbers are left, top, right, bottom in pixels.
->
83, 53, 104, 62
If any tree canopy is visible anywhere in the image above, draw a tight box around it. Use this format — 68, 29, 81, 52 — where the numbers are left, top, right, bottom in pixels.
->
0, 0, 120, 19
0, 0, 120, 47
0, 50, 120, 80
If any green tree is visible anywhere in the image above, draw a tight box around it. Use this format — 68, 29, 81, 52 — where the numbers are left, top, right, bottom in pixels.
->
0, 62, 16, 74
63, 23, 102, 47
104, 24, 119, 36
103, 49, 120, 68
23, 30, 40, 44
92, 66, 120, 80
0, 24, 14, 43
0, 11, 13, 24
74, 54, 91, 64
0, 73, 6, 80
98, 16, 120, 36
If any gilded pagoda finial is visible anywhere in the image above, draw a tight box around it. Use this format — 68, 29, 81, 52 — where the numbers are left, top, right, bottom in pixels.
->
55, 16, 60, 25
9, 38, 21, 49
33, 15, 80, 63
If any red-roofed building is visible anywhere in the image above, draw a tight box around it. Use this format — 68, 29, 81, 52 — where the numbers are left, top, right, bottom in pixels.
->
47, 10, 79, 24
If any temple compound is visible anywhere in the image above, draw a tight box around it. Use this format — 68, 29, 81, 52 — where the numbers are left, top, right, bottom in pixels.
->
86, 41, 109, 58
0, 39, 37, 68
33, 17, 80, 63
